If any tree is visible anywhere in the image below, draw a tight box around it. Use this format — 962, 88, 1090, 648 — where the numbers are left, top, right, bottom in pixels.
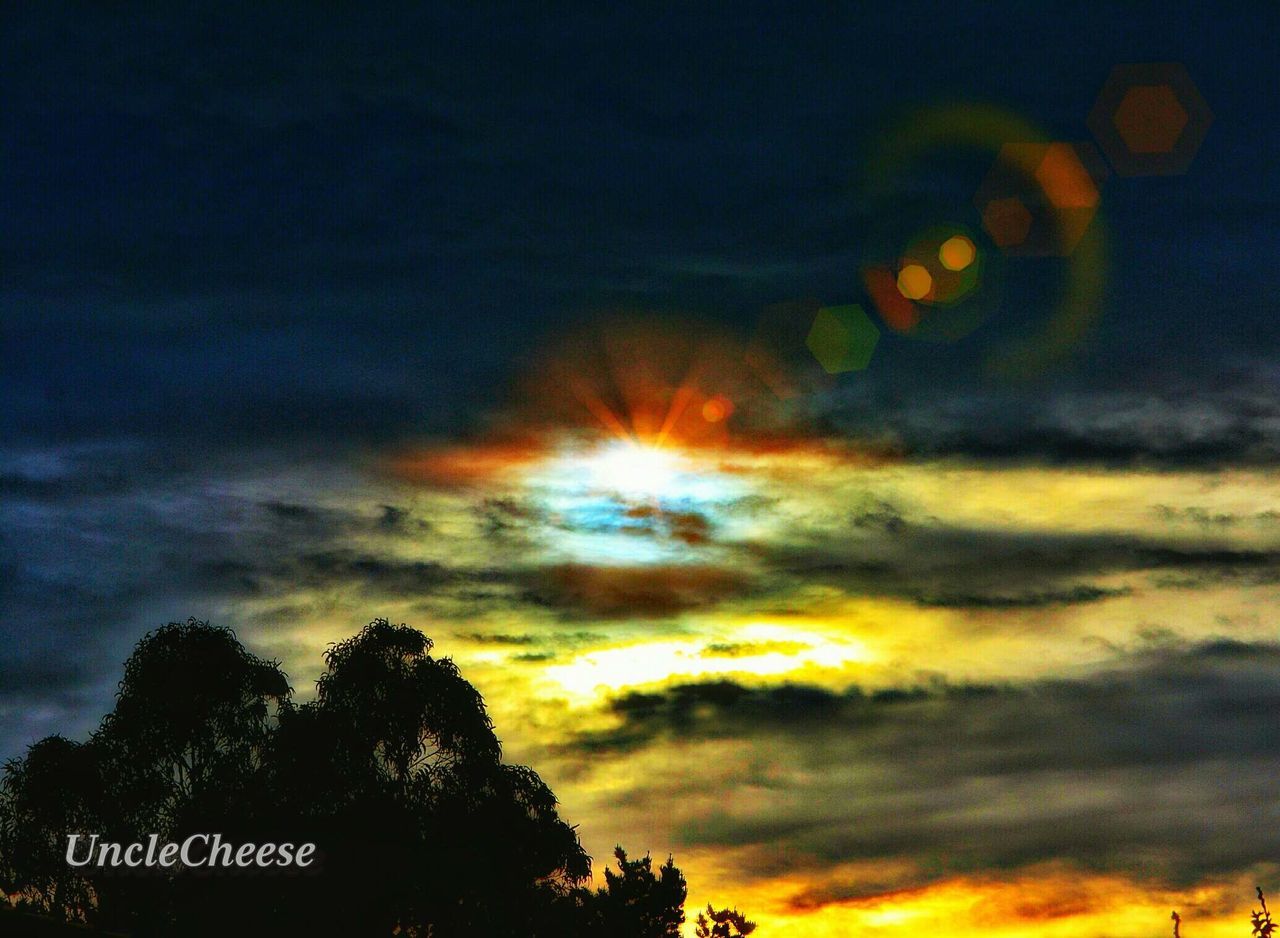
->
2, 617, 655, 937
264, 619, 591, 936
0, 736, 100, 921
578, 846, 688, 938
1, 619, 291, 934
696, 904, 758, 938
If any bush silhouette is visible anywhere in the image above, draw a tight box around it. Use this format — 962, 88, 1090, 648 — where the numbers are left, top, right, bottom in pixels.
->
0, 618, 750, 937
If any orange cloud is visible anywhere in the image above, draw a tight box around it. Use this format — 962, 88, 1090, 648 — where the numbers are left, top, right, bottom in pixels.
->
679, 858, 1269, 938
525, 563, 751, 619
388, 437, 548, 487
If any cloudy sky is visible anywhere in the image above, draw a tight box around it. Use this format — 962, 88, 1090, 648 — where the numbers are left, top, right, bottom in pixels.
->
3, 4, 1280, 936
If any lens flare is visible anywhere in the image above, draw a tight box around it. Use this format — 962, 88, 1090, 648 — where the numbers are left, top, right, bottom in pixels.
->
975, 142, 1106, 256
938, 235, 976, 271
1087, 62, 1213, 176
897, 264, 933, 300
701, 396, 733, 423
861, 103, 1109, 375
806, 304, 880, 374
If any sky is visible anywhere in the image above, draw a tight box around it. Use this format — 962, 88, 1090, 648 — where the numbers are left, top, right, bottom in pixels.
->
3, 3, 1280, 935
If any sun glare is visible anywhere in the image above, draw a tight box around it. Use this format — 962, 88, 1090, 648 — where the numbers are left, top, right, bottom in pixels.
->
585, 441, 685, 500
516, 437, 752, 564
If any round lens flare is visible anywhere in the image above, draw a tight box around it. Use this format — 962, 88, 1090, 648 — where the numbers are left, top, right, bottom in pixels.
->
938, 235, 976, 271
701, 395, 733, 423
896, 264, 933, 300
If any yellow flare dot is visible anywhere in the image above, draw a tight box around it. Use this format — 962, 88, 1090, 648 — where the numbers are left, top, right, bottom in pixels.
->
897, 264, 932, 300
938, 235, 976, 271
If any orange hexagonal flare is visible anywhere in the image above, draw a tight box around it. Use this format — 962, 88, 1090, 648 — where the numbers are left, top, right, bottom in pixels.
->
1087, 63, 1212, 176
974, 142, 1107, 257
862, 266, 920, 333
1113, 84, 1189, 154
1035, 143, 1099, 209
982, 197, 1033, 248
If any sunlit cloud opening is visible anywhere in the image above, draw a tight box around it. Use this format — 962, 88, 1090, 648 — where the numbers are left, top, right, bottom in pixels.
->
520, 438, 752, 565
540, 623, 873, 702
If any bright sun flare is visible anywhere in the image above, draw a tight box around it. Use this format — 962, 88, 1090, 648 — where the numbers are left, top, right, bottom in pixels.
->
519, 436, 752, 565
583, 440, 686, 500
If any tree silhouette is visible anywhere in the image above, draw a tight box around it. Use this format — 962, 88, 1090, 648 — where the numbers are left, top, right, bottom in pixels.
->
572, 846, 688, 938
2, 620, 292, 933
0, 735, 100, 921
696, 904, 758, 938
0, 618, 751, 937
264, 619, 591, 935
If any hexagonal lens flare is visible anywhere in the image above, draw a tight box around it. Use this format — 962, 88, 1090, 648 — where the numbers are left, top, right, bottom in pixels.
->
974, 141, 1108, 256
982, 197, 1034, 248
1114, 85, 1189, 153
1087, 62, 1212, 176
805, 304, 880, 374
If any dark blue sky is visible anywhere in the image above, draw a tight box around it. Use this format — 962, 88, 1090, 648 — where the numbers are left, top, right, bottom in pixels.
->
3, 2, 1278, 451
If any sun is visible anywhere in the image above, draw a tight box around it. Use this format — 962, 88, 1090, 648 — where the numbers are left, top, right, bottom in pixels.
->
583, 440, 685, 500
516, 437, 751, 565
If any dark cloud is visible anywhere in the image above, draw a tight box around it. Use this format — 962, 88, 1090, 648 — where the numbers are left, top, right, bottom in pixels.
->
912, 584, 1130, 608
295, 551, 454, 594
1153, 504, 1280, 528
194, 549, 510, 603
701, 640, 810, 657
825, 385, 1280, 468
562, 641, 1280, 894
619, 506, 713, 546
251, 499, 397, 541
519, 563, 754, 619
452, 632, 540, 646
0, 444, 393, 757
767, 518, 1280, 606
0, 659, 91, 698
0, 470, 133, 499
377, 504, 415, 530
260, 501, 313, 521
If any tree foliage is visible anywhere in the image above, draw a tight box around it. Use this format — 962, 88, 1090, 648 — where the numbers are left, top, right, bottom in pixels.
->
579, 846, 688, 937
0, 618, 750, 936
696, 904, 758, 938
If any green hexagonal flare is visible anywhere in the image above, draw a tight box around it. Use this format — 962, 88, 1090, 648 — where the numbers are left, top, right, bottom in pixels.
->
806, 304, 880, 374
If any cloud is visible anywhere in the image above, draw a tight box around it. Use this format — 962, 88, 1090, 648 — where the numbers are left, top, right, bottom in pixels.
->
765, 519, 1280, 607
294, 551, 455, 594
193, 548, 465, 600
559, 640, 1280, 896
701, 640, 810, 657
452, 631, 541, 646
519, 563, 754, 619
911, 585, 1130, 608
826, 386, 1280, 467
